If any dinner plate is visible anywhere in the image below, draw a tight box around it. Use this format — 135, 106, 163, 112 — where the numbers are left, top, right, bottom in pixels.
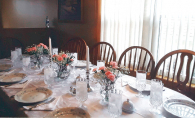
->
163, 99, 195, 117
128, 79, 151, 91
0, 73, 26, 84
75, 60, 92, 68
45, 107, 90, 118
14, 87, 53, 104
0, 64, 12, 72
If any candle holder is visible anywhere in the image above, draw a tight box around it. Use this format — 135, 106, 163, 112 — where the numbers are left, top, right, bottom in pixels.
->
86, 70, 94, 92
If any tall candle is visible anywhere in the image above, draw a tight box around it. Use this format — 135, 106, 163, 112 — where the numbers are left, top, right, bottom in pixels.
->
86, 46, 89, 71
49, 37, 52, 61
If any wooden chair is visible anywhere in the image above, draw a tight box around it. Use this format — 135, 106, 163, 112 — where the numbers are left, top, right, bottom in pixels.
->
1, 37, 24, 58
61, 37, 87, 60
152, 49, 195, 100
90, 42, 116, 66
118, 46, 155, 79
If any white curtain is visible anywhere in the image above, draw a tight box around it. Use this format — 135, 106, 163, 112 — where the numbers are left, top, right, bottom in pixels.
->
100, 0, 157, 60
101, 0, 195, 82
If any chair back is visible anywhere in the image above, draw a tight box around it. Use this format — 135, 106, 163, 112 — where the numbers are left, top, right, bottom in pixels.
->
118, 46, 155, 79
1, 37, 24, 58
152, 49, 195, 100
61, 37, 87, 60
90, 42, 116, 66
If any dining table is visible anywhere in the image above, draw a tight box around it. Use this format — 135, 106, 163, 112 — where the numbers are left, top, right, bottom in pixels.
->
0, 58, 194, 118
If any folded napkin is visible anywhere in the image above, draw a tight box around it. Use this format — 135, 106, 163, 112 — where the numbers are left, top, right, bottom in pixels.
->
23, 96, 61, 110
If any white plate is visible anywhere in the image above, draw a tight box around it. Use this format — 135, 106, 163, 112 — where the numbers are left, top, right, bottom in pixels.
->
75, 60, 92, 68
0, 64, 12, 72
0, 73, 26, 84
163, 99, 195, 117
45, 107, 90, 118
14, 87, 53, 104
127, 78, 151, 91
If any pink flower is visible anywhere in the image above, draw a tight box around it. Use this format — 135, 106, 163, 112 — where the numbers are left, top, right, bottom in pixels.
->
27, 48, 32, 52
70, 59, 74, 61
107, 74, 115, 82
105, 71, 112, 76
57, 56, 63, 61
39, 43, 44, 46
43, 45, 48, 49
110, 61, 114, 66
112, 66, 118, 69
104, 68, 109, 72
99, 66, 105, 70
52, 54, 57, 57
66, 64, 69, 66
61, 54, 68, 58
92, 68, 97, 72
31, 47, 36, 51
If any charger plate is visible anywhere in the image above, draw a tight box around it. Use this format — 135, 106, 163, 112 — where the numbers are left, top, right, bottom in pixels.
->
45, 107, 90, 118
163, 99, 195, 117
0, 64, 12, 72
0, 73, 26, 84
14, 87, 52, 104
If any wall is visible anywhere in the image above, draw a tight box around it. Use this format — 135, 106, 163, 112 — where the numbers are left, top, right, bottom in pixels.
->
0, 0, 100, 48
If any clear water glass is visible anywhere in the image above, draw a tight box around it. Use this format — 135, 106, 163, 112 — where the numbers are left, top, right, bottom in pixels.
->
15, 47, 22, 56
11, 50, 18, 67
70, 53, 78, 75
149, 79, 163, 114
97, 60, 105, 68
108, 89, 123, 118
136, 70, 146, 97
22, 56, 31, 71
76, 78, 88, 109
52, 48, 58, 55
44, 66, 55, 89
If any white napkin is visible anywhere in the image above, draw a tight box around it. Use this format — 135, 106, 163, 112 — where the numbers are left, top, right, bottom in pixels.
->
23, 96, 61, 110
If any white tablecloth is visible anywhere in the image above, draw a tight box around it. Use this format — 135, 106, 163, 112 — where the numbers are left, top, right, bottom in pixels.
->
0, 59, 194, 118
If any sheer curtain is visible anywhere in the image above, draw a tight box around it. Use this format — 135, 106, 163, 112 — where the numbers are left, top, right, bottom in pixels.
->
100, 0, 157, 60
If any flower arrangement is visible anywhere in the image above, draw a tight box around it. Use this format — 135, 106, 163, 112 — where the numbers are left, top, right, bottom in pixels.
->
25, 43, 49, 55
93, 61, 120, 84
52, 52, 74, 79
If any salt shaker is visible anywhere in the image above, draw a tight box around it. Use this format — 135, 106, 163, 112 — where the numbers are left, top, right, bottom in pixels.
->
122, 99, 134, 114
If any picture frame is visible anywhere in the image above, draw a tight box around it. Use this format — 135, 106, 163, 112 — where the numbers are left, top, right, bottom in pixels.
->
58, 0, 83, 23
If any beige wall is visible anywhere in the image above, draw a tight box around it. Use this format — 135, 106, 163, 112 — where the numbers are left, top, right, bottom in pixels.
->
0, 0, 100, 47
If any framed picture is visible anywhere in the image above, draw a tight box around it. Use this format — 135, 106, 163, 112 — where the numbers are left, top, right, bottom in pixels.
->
58, 0, 83, 23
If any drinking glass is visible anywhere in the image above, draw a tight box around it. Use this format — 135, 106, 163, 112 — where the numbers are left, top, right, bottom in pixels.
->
15, 47, 22, 56
108, 89, 123, 117
136, 70, 146, 97
70, 53, 78, 75
22, 56, 31, 71
11, 50, 18, 67
44, 66, 55, 89
76, 77, 88, 109
97, 60, 105, 68
149, 79, 163, 114
52, 48, 58, 55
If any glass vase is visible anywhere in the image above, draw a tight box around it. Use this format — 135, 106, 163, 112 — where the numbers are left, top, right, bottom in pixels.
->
56, 65, 70, 79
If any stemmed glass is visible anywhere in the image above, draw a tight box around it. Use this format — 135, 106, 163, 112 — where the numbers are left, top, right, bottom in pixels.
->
136, 70, 146, 97
149, 79, 163, 114
76, 77, 88, 109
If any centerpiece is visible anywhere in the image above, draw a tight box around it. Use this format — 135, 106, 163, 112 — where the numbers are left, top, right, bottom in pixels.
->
52, 52, 74, 79
25, 43, 49, 69
93, 61, 120, 102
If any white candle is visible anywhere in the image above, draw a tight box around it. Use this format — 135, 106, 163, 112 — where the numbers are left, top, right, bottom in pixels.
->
86, 46, 89, 71
49, 37, 52, 55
